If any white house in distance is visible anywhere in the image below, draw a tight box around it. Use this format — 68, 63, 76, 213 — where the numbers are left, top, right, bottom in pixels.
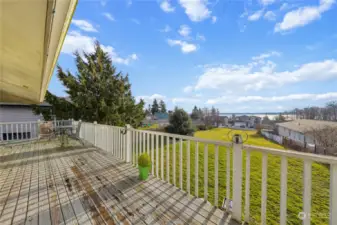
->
276, 119, 337, 146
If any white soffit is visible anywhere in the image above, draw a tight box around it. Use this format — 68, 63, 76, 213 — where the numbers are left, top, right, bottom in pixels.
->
0, 0, 78, 104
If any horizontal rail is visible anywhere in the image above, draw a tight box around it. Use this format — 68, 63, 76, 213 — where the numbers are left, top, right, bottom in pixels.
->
129, 128, 233, 147
244, 144, 337, 164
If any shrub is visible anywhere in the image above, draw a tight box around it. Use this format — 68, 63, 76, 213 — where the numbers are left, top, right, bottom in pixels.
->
138, 153, 151, 167
196, 124, 207, 130
166, 107, 192, 135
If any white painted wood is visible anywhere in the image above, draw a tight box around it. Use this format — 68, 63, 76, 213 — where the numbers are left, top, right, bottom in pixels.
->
173, 138, 176, 186
232, 142, 243, 222
161, 135, 164, 179
94, 121, 97, 146
226, 146, 231, 208
303, 160, 312, 225
244, 150, 251, 223
214, 145, 219, 206
16, 123, 18, 140
179, 138, 183, 189
187, 140, 191, 194
195, 142, 199, 197
151, 133, 154, 174
330, 164, 337, 225
147, 132, 150, 155
135, 131, 138, 166
166, 135, 170, 182
132, 130, 135, 164
106, 126, 108, 152
244, 144, 337, 164
280, 156, 288, 225
125, 125, 131, 163
143, 132, 145, 154
204, 144, 208, 201
156, 134, 159, 177
261, 153, 268, 225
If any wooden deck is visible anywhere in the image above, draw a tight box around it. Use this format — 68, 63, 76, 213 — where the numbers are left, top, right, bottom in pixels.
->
0, 139, 238, 225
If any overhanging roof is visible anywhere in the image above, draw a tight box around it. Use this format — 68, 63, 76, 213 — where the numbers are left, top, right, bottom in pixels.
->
0, 0, 78, 104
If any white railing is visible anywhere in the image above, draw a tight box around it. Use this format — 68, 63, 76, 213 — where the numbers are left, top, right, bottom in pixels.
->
0, 121, 39, 142
78, 122, 337, 225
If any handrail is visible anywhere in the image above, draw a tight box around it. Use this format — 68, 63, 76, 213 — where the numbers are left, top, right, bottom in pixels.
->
244, 144, 337, 164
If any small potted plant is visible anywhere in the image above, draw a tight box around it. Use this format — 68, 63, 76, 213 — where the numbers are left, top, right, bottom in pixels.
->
138, 153, 151, 180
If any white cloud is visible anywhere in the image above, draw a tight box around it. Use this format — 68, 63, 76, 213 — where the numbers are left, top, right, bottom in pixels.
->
280, 3, 289, 11
178, 25, 191, 37
71, 19, 98, 32
196, 33, 206, 41
172, 97, 200, 104
127, 0, 132, 6
252, 51, 281, 61
193, 57, 337, 92
178, 0, 211, 22
62, 31, 138, 65
160, 25, 171, 33
167, 39, 197, 53
211, 16, 217, 23
264, 11, 276, 21
102, 13, 115, 21
248, 10, 264, 21
259, 0, 275, 6
207, 92, 337, 104
131, 18, 140, 25
160, 0, 175, 12
136, 94, 166, 103
183, 86, 194, 93
275, 0, 335, 32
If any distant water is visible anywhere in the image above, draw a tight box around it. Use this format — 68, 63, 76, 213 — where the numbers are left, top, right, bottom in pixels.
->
219, 113, 280, 120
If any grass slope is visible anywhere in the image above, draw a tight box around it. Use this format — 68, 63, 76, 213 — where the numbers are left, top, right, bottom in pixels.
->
138, 128, 330, 225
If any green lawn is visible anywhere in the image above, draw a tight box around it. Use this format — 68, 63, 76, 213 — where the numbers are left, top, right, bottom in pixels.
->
136, 128, 330, 225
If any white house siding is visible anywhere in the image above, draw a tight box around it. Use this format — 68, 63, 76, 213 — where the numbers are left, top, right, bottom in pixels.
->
277, 126, 314, 145
0, 105, 42, 123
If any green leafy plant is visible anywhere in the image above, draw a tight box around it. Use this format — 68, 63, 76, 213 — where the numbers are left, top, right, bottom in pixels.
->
138, 153, 151, 167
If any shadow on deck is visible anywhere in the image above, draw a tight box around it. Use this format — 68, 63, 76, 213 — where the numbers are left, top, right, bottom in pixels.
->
0, 139, 239, 225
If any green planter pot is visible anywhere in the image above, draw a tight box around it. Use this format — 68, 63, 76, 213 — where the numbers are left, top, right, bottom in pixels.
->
139, 166, 150, 180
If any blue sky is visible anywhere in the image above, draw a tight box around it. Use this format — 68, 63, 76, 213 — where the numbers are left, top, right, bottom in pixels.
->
50, 0, 337, 113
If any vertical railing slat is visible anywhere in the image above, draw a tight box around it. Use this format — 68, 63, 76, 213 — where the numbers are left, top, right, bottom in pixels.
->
147, 133, 150, 155
261, 153, 268, 225
151, 133, 154, 174
280, 156, 288, 225
135, 131, 138, 166
161, 135, 164, 179
330, 164, 337, 225
214, 145, 219, 206
156, 134, 159, 177
166, 136, 170, 182
143, 132, 145, 154
244, 150, 251, 223
195, 142, 199, 197
204, 144, 208, 201
303, 160, 312, 225
226, 146, 231, 209
187, 140, 191, 195
179, 139, 183, 189
173, 138, 176, 186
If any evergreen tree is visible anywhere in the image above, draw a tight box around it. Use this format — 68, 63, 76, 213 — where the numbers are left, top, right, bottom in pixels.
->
55, 41, 145, 127
159, 100, 167, 113
151, 99, 159, 115
191, 106, 200, 120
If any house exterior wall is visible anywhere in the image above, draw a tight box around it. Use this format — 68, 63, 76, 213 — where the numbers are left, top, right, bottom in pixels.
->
277, 126, 314, 145
0, 105, 42, 123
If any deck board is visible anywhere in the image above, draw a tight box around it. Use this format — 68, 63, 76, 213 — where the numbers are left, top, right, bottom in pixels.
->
0, 139, 238, 225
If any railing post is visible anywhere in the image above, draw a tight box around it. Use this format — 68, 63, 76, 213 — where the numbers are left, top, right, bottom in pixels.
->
232, 136, 243, 222
94, 121, 97, 146
125, 125, 132, 163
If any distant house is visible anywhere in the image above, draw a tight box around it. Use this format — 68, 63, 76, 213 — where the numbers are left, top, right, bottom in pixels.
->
0, 102, 51, 141
233, 115, 262, 128
153, 112, 169, 120
276, 119, 337, 145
